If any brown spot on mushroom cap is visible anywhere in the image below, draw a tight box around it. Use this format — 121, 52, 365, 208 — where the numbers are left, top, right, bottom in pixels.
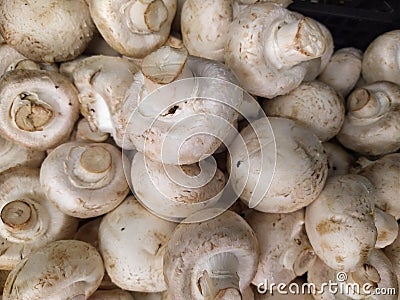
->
316, 218, 343, 235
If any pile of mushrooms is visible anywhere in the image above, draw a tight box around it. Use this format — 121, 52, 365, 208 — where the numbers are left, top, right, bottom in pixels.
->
0, 0, 399, 299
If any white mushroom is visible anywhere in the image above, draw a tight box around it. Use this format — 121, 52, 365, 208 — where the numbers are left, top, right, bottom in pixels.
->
0, 136, 45, 174
88, 289, 135, 300
384, 229, 400, 285
2, 240, 104, 300
225, 3, 333, 98
73, 118, 110, 143
352, 154, 400, 220
305, 174, 377, 272
0, 0, 95, 62
40, 141, 130, 218
99, 196, 177, 292
87, 0, 177, 58
262, 81, 345, 141
131, 151, 226, 222
373, 208, 398, 249
164, 210, 259, 299
0, 167, 79, 270
336, 81, 400, 156
323, 142, 354, 177
229, 117, 328, 213
362, 30, 400, 86
245, 209, 316, 287
0, 69, 80, 150
318, 47, 363, 97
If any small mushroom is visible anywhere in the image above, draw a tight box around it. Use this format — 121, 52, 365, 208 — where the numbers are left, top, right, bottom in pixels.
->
0, 0, 95, 62
352, 154, 400, 220
225, 3, 333, 98
245, 209, 316, 287
88, 289, 135, 300
0, 167, 79, 270
99, 196, 177, 292
318, 47, 363, 97
323, 141, 354, 177
336, 81, 400, 156
229, 117, 328, 213
373, 207, 398, 249
88, 0, 177, 58
362, 30, 400, 86
131, 151, 226, 221
40, 141, 130, 218
2, 240, 104, 300
164, 210, 259, 299
305, 174, 377, 272
0, 69, 80, 150
262, 81, 345, 141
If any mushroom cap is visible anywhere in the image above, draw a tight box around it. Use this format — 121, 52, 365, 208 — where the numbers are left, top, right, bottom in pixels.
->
0, 0, 95, 63
229, 117, 327, 213
181, 0, 233, 62
40, 141, 130, 218
373, 208, 398, 249
322, 142, 353, 177
124, 55, 241, 164
263, 81, 345, 141
74, 118, 110, 143
337, 81, 400, 156
99, 196, 177, 292
131, 151, 226, 222
355, 153, 400, 220
318, 47, 363, 97
88, 289, 135, 300
163, 210, 259, 299
305, 174, 377, 272
2, 240, 104, 300
246, 209, 316, 286
0, 167, 79, 270
362, 30, 400, 86
0, 69, 80, 150
88, 0, 177, 58
384, 229, 400, 285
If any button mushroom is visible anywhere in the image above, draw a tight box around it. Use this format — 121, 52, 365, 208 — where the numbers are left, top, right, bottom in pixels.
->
305, 174, 377, 272
2, 240, 105, 300
0, 69, 80, 150
262, 81, 345, 142
0, 0, 95, 63
323, 141, 354, 177
87, 0, 177, 58
163, 210, 259, 299
225, 3, 333, 98
373, 207, 398, 249
0, 167, 79, 270
229, 117, 328, 213
73, 118, 110, 143
99, 196, 177, 292
336, 81, 400, 156
40, 141, 130, 218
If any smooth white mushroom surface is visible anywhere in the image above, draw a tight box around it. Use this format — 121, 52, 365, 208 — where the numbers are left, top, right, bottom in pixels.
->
40, 141, 130, 218
337, 81, 400, 156
263, 81, 345, 141
99, 196, 177, 292
225, 3, 333, 98
323, 142, 353, 177
229, 117, 328, 213
0, 167, 79, 270
305, 174, 377, 272
2, 240, 104, 300
362, 30, 400, 86
0, 0, 95, 63
87, 0, 177, 58
164, 210, 259, 299
0, 69, 80, 150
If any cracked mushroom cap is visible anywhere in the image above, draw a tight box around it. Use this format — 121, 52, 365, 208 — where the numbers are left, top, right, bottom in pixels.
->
87, 0, 177, 58
0, 167, 79, 270
0, 0, 95, 63
0, 69, 80, 150
229, 117, 328, 213
2, 240, 104, 300
263, 81, 345, 141
305, 174, 377, 272
163, 210, 259, 300
40, 141, 130, 218
337, 81, 400, 156
99, 196, 177, 292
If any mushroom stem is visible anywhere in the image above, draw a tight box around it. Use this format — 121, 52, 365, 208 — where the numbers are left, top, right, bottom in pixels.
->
271, 17, 326, 69
124, 0, 168, 34
347, 88, 390, 119
1, 200, 35, 231
198, 253, 242, 300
